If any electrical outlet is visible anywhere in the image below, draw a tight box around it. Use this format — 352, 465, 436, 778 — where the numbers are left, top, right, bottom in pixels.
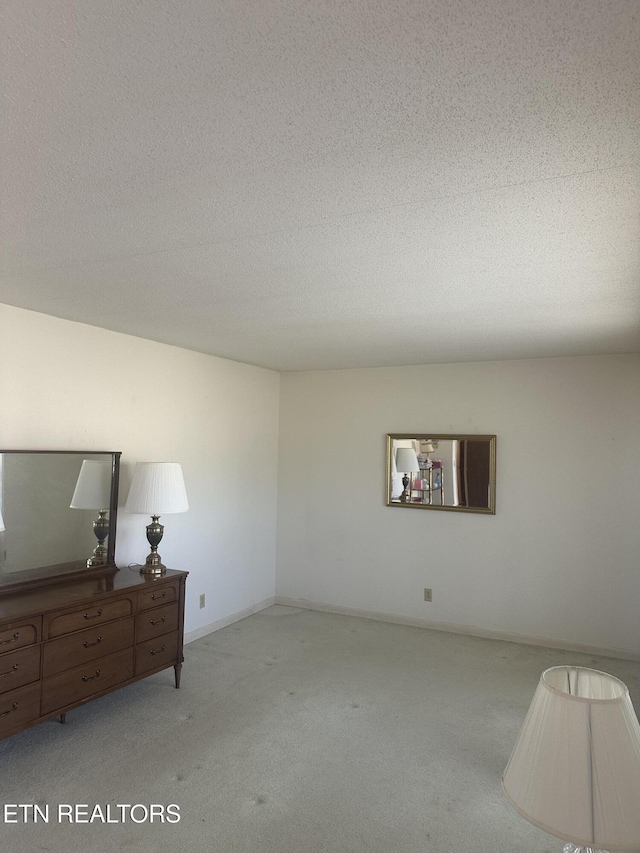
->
423, 588, 432, 602
199, 594, 205, 609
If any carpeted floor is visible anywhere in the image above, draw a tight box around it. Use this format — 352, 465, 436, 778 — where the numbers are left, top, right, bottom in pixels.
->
1, 605, 638, 853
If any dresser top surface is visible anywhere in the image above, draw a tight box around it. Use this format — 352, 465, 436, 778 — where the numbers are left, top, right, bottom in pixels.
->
0, 567, 188, 623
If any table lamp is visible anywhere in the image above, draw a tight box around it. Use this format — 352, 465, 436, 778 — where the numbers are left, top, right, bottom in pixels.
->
70, 459, 112, 567
124, 462, 189, 576
502, 666, 640, 853
395, 448, 420, 503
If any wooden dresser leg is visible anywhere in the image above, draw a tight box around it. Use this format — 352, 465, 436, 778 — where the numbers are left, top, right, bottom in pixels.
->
59, 713, 66, 724
174, 663, 182, 689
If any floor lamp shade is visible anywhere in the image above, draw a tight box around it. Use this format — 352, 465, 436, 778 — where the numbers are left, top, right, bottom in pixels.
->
124, 463, 189, 515
502, 667, 640, 851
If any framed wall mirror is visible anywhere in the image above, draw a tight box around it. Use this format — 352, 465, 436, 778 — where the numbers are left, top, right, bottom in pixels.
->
386, 434, 496, 514
0, 450, 121, 590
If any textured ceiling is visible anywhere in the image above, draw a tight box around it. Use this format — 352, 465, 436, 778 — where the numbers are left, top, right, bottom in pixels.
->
1, 0, 639, 371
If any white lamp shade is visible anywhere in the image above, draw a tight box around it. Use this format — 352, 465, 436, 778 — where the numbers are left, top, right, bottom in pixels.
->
70, 460, 112, 510
502, 666, 640, 850
125, 462, 189, 515
395, 448, 420, 473
0, 507, 4, 532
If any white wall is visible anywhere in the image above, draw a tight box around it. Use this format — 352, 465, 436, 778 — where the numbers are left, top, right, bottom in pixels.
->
0, 304, 280, 636
276, 355, 640, 657
3, 305, 638, 657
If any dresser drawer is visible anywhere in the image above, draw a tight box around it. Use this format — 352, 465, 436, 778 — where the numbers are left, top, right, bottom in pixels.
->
43, 617, 135, 677
46, 597, 134, 639
0, 682, 41, 737
0, 618, 41, 651
135, 602, 179, 644
0, 646, 41, 695
135, 631, 179, 676
138, 582, 178, 612
41, 647, 134, 715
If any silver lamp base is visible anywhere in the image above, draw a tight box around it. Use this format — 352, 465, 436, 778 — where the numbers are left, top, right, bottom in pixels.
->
87, 510, 109, 568
140, 553, 167, 576
564, 844, 609, 853
140, 515, 167, 576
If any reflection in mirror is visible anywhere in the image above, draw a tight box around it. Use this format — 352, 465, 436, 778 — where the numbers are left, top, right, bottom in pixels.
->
70, 459, 113, 566
0, 451, 120, 576
386, 435, 496, 513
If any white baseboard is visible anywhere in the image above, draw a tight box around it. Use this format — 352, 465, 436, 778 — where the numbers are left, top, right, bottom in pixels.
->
275, 596, 640, 662
184, 596, 276, 645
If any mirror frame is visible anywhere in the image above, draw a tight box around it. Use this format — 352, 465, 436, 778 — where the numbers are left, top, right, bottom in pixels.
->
0, 450, 121, 592
386, 434, 496, 514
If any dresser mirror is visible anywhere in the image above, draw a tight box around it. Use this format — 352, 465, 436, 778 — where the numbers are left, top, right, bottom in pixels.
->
0, 451, 121, 589
386, 434, 496, 514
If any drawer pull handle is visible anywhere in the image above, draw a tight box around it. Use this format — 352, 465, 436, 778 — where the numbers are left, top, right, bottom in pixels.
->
149, 616, 166, 626
150, 645, 166, 656
151, 591, 167, 601
0, 632, 20, 646
83, 609, 103, 621
0, 702, 18, 718
81, 669, 101, 682
83, 637, 102, 648
0, 664, 18, 678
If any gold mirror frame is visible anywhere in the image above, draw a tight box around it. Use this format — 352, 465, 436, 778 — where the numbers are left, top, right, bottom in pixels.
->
386, 434, 496, 514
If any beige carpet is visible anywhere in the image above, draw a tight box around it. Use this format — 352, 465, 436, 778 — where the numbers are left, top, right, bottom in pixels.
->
1, 605, 638, 853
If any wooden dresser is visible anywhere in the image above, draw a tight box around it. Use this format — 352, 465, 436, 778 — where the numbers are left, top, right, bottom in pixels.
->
0, 566, 187, 741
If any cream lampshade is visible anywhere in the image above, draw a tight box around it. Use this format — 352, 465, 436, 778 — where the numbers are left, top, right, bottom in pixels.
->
70, 459, 113, 567
0, 507, 5, 532
124, 462, 189, 576
502, 666, 640, 853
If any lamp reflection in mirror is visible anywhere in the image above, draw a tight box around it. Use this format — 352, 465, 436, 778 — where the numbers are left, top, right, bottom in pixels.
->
70, 459, 112, 567
502, 666, 640, 853
124, 462, 189, 576
420, 439, 438, 467
395, 448, 420, 503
